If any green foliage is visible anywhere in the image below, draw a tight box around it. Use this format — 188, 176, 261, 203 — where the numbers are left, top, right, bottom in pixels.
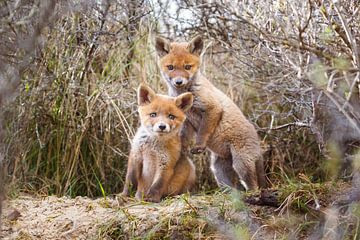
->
308, 62, 328, 89
277, 174, 335, 213
233, 224, 250, 240
230, 190, 247, 211
323, 142, 343, 181
332, 57, 351, 71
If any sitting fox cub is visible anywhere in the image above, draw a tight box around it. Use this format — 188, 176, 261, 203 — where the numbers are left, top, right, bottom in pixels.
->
121, 84, 195, 202
156, 36, 266, 190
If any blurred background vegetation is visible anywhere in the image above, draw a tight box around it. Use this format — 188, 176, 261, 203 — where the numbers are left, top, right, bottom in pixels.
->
0, 0, 359, 201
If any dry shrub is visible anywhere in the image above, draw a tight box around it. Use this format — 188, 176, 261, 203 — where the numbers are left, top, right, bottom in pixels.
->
2, 0, 360, 197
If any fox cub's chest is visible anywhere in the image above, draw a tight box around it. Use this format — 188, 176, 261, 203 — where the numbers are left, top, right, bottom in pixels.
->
136, 135, 180, 168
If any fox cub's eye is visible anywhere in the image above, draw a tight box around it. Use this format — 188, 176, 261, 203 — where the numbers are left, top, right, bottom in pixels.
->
184, 65, 192, 70
150, 113, 157, 118
168, 114, 176, 120
167, 65, 174, 70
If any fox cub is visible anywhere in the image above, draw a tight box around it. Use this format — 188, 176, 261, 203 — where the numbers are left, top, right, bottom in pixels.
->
121, 84, 195, 202
155, 35, 266, 190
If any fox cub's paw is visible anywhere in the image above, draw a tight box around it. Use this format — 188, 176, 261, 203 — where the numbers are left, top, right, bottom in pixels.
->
116, 190, 131, 205
144, 194, 161, 203
191, 145, 206, 154
120, 189, 129, 197
145, 189, 161, 203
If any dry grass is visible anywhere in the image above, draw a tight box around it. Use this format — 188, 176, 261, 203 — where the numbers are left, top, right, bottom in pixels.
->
0, 2, 359, 238
2, 1, 158, 197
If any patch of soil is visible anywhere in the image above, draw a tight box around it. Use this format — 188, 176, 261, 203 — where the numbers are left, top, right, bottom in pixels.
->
1, 185, 357, 239
1, 195, 118, 239
0, 193, 262, 239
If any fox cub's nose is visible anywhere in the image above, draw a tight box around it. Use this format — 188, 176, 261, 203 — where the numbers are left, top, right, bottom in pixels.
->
158, 124, 166, 131
175, 79, 183, 85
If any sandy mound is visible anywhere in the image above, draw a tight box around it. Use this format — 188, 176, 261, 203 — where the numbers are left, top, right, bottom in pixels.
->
2, 187, 355, 239
0, 193, 255, 239
1, 195, 119, 239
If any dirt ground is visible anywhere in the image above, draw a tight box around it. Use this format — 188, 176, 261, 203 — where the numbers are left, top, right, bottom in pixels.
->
0, 187, 358, 239
0, 193, 256, 240
1, 195, 120, 239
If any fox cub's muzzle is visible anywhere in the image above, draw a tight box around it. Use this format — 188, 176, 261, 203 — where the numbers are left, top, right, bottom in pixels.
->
153, 122, 171, 133
172, 77, 188, 88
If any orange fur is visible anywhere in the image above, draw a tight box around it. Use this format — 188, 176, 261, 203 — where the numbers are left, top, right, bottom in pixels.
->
156, 36, 266, 190
121, 84, 195, 202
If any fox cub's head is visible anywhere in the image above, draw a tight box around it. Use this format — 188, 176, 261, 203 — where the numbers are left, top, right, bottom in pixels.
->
155, 35, 204, 89
137, 84, 193, 136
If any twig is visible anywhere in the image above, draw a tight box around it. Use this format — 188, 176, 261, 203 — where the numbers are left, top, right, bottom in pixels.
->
333, 2, 360, 69
181, 195, 198, 215
343, 72, 360, 108
264, 121, 310, 131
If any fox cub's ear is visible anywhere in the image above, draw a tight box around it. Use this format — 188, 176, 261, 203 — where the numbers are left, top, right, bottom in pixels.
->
175, 92, 193, 112
187, 35, 203, 55
138, 84, 156, 106
155, 36, 170, 57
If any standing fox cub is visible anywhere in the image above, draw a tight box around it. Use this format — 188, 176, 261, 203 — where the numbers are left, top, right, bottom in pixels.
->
156, 36, 266, 190
121, 84, 195, 202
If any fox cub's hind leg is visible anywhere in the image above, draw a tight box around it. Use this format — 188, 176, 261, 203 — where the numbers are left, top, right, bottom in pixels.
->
230, 146, 259, 190
210, 153, 245, 191
183, 159, 196, 192
166, 154, 196, 196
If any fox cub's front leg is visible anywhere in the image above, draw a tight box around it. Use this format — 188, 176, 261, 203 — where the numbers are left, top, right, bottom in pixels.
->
121, 152, 142, 197
191, 106, 223, 154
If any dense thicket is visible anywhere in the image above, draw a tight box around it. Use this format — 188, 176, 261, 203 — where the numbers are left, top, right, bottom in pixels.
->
1, 0, 359, 197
